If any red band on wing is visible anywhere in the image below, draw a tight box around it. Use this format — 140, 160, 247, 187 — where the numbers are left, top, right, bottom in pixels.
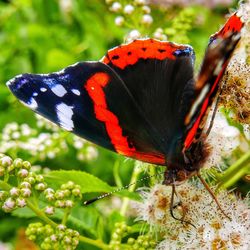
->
85, 72, 165, 164
184, 65, 226, 149
212, 13, 243, 40
102, 39, 189, 69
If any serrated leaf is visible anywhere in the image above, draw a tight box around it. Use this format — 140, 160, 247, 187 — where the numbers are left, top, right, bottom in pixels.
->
44, 170, 141, 201
45, 170, 113, 193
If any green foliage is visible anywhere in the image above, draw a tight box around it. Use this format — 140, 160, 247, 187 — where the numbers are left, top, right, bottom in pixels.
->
0, 0, 249, 249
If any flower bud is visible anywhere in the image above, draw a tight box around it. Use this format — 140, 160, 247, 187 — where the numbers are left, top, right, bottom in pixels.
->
18, 169, 29, 178
45, 206, 55, 215
21, 188, 32, 198
25, 176, 36, 184
35, 182, 47, 191
55, 190, 65, 200
55, 200, 65, 208
36, 175, 44, 182
22, 161, 31, 170
0, 191, 8, 201
0, 156, 13, 168
115, 16, 125, 26
16, 198, 26, 207
141, 14, 153, 25
44, 188, 55, 195
13, 158, 23, 168
65, 200, 74, 208
2, 198, 16, 212
10, 187, 20, 197
142, 5, 151, 14
110, 2, 122, 12
72, 188, 81, 197
46, 193, 55, 202
124, 4, 134, 15
20, 181, 31, 189
57, 224, 66, 231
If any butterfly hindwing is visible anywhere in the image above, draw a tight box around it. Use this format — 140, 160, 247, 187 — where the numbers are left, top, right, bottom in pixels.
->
103, 39, 196, 159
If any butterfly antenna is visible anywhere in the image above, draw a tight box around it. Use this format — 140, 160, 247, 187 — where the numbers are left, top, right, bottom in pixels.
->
170, 184, 196, 228
196, 171, 231, 220
83, 172, 163, 206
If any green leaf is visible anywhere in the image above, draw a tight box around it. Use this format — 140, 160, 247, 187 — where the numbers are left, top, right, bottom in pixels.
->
45, 170, 113, 193
44, 170, 141, 201
12, 206, 36, 218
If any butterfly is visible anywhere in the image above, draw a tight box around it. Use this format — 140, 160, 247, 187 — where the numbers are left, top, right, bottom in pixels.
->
7, 13, 244, 214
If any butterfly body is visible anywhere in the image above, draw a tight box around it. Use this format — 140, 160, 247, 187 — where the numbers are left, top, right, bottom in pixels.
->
7, 13, 244, 186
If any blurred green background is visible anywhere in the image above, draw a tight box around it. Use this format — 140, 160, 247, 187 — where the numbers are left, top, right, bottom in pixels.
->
0, 0, 245, 249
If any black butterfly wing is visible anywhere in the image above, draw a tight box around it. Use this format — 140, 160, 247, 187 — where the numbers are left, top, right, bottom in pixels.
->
7, 62, 166, 164
102, 39, 196, 161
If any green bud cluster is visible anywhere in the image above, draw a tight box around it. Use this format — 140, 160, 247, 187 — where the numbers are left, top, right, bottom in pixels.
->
26, 223, 80, 250
165, 7, 196, 44
0, 155, 35, 212
108, 221, 156, 250
127, 234, 156, 250
44, 181, 82, 214
108, 222, 132, 249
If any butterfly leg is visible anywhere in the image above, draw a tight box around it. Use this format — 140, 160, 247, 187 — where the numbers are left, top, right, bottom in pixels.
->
170, 184, 195, 227
196, 171, 231, 220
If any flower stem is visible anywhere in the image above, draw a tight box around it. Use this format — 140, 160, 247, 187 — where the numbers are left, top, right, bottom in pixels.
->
219, 150, 250, 189
120, 163, 141, 216
62, 207, 71, 225
26, 200, 57, 227
79, 235, 108, 249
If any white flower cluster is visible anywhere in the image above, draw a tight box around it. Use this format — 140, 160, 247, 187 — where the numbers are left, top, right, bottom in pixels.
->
106, 0, 154, 42
134, 183, 250, 250
0, 115, 98, 162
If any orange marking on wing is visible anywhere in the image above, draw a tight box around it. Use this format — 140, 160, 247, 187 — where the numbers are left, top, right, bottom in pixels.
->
101, 39, 187, 69
85, 72, 165, 164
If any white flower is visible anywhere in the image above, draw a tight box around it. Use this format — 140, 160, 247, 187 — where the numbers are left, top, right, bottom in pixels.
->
127, 29, 141, 42
86, 146, 98, 160
142, 5, 151, 14
205, 111, 241, 167
135, 0, 146, 5
141, 14, 153, 25
110, 2, 122, 12
134, 183, 250, 250
115, 16, 125, 26
124, 4, 134, 15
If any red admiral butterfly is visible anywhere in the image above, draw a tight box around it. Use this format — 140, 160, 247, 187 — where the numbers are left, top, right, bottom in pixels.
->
7, 13, 243, 202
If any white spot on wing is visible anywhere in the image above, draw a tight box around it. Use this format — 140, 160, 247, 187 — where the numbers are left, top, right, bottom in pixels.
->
56, 103, 74, 131
26, 97, 38, 109
214, 60, 224, 75
71, 89, 80, 96
33, 92, 38, 97
40, 87, 47, 92
189, 84, 210, 119
51, 84, 67, 97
